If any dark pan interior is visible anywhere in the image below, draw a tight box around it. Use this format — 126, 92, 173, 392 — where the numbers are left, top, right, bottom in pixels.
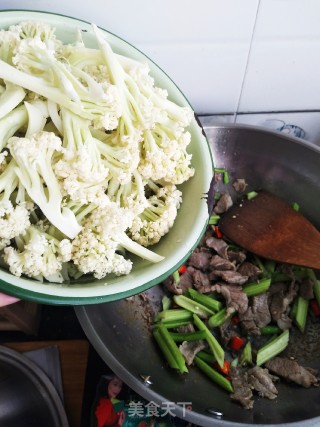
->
76, 125, 320, 426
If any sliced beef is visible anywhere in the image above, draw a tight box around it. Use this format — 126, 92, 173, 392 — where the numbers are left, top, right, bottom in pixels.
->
179, 340, 206, 366
206, 236, 229, 259
230, 366, 254, 409
192, 269, 212, 293
162, 270, 193, 295
211, 283, 248, 315
247, 366, 278, 400
269, 281, 298, 330
210, 255, 236, 271
227, 250, 247, 265
299, 278, 314, 300
188, 250, 211, 270
240, 293, 271, 335
212, 270, 248, 285
162, 276, 183, 295
265, 357, 319, 388
237, 262, 262, 280
175, 324, 195, 334
233, 178, 248, 193
213, 192, 233, 214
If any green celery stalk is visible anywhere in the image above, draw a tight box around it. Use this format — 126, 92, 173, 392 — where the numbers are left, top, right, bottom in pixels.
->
260, 325, 282, 335
239, 341, 252, 366
209, 214, 220, 225
194, 356, 233, 393
161, 295, 172, 311
193, 314, 225, 368
153, 327, 179, 371
154, 309, 193, 324
208, 307, 235, 328
158, 320, 192, 329
256, 330, 289, 366
169, 330, 207, 342
188, 288, 222, 312
196, 351, 216, 364
173, 295, 214, 319
294, 296, 309, 333
155, 324, 188, 374
243, 278, 271, 297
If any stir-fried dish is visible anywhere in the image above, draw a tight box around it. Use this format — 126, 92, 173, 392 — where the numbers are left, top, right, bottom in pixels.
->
153, 172, 320, 409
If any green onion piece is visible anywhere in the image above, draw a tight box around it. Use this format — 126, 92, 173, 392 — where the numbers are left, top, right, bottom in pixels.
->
260, 325, 282, 335
292, 202, 300, 211
208, 307, 235, 328
162, 295, 172, 311
188, 288, 222, 312
153, 327, 179, 371
196, 350, 216, 364
256, 330, 289, 366
193, 314, 225, 368
247, 191, 258, 200
154, 309, 193, 324
209, 214, 221, 225
155, 324, 188, 373
239, 341, 252, 366
172, 270, 180, 284
173, 295, 214, 319
194, 356, 233, 393
243, 278, 271, 297
169, 330, 207, 342
294, 296, 309, 333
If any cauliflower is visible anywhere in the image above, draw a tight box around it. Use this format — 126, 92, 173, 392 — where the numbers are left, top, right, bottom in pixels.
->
130, 181, 182, 246
3, 223, 72, 283
71, 201, 163, 279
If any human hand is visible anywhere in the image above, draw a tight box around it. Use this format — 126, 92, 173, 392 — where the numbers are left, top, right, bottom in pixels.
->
0, 293, 20, 308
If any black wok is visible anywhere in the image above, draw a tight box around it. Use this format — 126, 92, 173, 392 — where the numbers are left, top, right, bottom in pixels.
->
76, 124, 320, 426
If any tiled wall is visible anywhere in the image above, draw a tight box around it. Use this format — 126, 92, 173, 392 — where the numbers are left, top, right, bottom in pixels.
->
1, 0, 319, 116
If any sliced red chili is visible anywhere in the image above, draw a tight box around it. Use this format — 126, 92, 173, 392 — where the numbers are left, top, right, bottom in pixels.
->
215, 359, 231, 376
310, 299, 320, 316
231, 315, 240, 325
178, 265, 187, 274
230, 336, 244, 351
214, 226, 223, 239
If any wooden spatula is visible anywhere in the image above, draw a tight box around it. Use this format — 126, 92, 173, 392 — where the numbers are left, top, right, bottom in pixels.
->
218, 190, 320, 269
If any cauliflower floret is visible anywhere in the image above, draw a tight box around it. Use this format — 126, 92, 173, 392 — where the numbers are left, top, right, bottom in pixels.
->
130, 182, 182, 246
3, 224, 72, 282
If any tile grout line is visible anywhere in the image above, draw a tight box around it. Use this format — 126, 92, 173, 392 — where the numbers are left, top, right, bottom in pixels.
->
233, 0, 261, 123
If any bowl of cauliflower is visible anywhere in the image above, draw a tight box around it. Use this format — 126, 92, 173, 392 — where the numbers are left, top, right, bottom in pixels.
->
0, 10, 212, 304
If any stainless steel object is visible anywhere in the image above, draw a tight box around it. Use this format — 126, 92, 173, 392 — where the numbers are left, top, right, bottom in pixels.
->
0, 346, 69, 427
76, 124, 320, 426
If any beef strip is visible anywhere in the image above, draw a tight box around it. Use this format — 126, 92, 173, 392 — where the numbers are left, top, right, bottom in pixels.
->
247, 366, 278, 400
206, 236, 229, 259
265, 357, 319, 388
269, 281, 298, 330
299, 278, 314, 300
210, 255, 236, 271
233, 178, 248, 193
179, 340, 206, 366
240, 293, 271, 335
162, 277, 183, 295
230, 366, 254, 409
212, 270, 249, 285
192, 269, 212, 293
227, 250, 247, 264
213, 192, 233, 214
188, 250, 211, 270
237, 262, 262, 280
211, 283, 248, 315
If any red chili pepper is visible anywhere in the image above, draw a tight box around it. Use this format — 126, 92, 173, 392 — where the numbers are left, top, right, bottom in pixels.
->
215, 360, 230, 376
230, 336, 244, 351
215, 226, 223, 239
178, 264, 187, 274
310, 299, 320, 316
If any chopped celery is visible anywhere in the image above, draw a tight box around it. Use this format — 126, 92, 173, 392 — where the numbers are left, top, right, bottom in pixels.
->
154, 308, 193, 324
194, 356, 233, 393
173, 295, 214, 319
154, 324, 188, 373
188, 288, 222, 312
208, 307, 235, 328
294, 296, 309, 333
243, 278, 271, 297
153, 327, 179, 371
292, 202, 300, 211
172, 270, 180, 284
196, 350, 216, 364
209, 214, 220, 225
162, 295, 172, 311
193, 314, 225, 368
169, 330, 207, 342
239, 341, 252, 366
247, 191, 258, 200
256, 330, 289, 366
260, 326, 282, 335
